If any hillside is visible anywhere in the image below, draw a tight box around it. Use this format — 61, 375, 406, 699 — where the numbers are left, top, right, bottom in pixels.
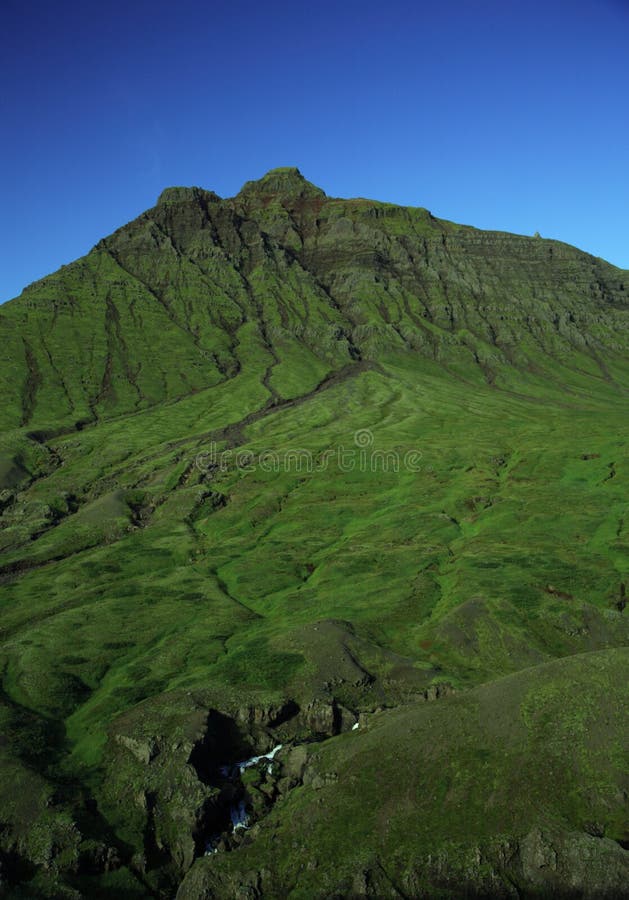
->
0, 168, 627, 898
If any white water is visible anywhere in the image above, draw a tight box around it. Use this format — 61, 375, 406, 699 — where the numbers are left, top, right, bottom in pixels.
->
203, 797, 250, 854
230, 799, 249, 831
220, 743, 283, 778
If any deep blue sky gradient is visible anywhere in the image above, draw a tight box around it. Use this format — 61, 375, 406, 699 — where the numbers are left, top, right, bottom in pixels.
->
2, 0, 628, 302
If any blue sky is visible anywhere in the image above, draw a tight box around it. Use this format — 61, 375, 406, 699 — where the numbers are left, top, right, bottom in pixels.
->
2, 0, 628, 302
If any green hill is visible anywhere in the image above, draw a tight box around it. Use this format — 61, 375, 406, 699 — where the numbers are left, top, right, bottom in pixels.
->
0, 168, 627, 898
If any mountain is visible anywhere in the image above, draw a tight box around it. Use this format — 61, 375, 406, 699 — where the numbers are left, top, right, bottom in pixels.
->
0, 168, 627, 898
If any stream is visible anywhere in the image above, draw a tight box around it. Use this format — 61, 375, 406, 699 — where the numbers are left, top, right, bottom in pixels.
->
204, 744, 283, 855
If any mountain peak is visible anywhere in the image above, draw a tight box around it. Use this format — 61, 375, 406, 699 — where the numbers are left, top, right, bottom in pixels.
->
237, 167, 326, 200
156, 186, 221, 206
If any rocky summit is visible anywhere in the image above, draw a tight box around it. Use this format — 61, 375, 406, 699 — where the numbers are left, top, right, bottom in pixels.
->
0, 168, 627, 898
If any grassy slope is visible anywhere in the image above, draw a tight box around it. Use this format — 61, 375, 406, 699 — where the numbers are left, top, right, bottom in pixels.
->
0, 168, 627, 896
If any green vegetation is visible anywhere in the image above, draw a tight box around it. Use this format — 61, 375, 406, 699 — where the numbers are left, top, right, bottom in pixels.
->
0, 167, 627, 897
